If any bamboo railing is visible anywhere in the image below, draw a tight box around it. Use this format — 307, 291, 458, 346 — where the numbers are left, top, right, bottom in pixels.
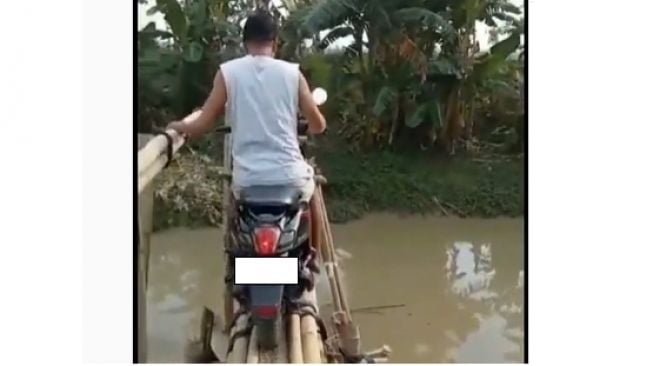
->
136, 112, 199, 363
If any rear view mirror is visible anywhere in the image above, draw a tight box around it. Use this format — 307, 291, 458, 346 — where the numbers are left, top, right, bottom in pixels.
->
312, 88, 328, 106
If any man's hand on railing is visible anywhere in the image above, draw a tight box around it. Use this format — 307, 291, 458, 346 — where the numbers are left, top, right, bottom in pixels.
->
164, 109, 208, 139
138, 110, 203, 194
166, 120, 191, 139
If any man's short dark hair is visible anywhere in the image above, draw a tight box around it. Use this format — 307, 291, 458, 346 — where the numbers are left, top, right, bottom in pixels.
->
242, 10, 278, 43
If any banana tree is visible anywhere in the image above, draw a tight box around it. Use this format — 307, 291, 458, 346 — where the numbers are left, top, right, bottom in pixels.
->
429, 0, 522, 154
371, 0, 521, 152
295, 0, 457, 147
139, 0, 242, 120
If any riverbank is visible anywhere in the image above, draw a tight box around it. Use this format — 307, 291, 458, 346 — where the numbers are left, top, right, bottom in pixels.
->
150, 148, 523, 231
317, 149, 523, 223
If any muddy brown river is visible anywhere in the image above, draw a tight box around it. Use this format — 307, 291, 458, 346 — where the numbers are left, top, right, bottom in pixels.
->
145, 214, 524, 363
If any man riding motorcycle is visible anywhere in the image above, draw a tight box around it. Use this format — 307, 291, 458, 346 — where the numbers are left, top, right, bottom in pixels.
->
166, 10, 327, 249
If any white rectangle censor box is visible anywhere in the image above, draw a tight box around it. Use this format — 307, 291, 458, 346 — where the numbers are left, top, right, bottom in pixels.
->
234, 257, 298, 285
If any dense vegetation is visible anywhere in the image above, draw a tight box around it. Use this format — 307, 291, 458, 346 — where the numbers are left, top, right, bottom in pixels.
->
138, 0, 525, 230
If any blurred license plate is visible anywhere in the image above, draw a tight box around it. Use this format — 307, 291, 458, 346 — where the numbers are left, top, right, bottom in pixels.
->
234, 257, 298, 285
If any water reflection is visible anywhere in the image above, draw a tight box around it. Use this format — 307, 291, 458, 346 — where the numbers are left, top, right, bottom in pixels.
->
443, 241, 523, 362
145, 215, 524, 363
146, 229, 223, 363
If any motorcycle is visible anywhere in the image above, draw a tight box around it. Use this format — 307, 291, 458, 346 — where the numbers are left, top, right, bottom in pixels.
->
218, 88, 328, 350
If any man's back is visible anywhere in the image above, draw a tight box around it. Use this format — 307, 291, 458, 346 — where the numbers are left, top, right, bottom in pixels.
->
220, 55, 313, 188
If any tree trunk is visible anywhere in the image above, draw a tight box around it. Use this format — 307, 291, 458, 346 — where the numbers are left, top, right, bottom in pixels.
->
464, 90, 475, 141
353, 22, 366, 75
441, 84, 464, 155
387, 94, 401, 146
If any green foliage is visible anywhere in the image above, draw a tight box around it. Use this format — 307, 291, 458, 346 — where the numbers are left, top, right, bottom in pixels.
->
152, 152, 224, 231
138, 0, 242, 131
405, 103, 429, 128
138, 0, 526, 231
300, 0, 355, 34
153, 0, 188, 44
318, 26, 355, 50
393, 7, 455, 36
373, 86, 398, 116
287, 0, 524, 152
317, 149, 523, 222
153, 148, 523, 230
138, 0, 524, 152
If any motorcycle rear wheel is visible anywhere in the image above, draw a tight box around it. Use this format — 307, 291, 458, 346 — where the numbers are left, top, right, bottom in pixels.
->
255, 317, 279, 350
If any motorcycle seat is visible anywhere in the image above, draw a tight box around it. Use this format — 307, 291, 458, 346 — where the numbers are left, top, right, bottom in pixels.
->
238, 185, 305, 207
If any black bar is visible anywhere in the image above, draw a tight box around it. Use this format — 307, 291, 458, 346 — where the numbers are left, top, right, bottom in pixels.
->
215, 125, 231, 133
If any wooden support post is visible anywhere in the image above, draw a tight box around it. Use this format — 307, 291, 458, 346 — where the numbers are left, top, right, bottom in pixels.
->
226, 313, 249, 363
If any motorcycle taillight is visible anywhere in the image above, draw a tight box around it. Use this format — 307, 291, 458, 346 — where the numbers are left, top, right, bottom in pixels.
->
253, 226, 281, 256
253, 304, 278, 318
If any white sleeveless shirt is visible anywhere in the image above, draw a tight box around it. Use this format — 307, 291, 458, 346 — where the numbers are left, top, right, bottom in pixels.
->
220, 55, 314, 187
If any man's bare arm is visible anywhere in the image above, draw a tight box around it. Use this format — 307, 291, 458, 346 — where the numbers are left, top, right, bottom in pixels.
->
167, 71, 227, 137
298, 73, 326, 134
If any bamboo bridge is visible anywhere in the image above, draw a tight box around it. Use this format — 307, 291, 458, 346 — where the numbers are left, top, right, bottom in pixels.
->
137, 112, 390, 363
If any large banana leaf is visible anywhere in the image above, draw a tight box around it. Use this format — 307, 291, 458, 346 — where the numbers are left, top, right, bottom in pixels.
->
405, 103, 429, 128
300, 0, 357, 33
427, 100, 444, 129
154, 0, 188, 44
429, 57, 462, 78
393, 7, 454, 35
490, 31, 521, 57
495, 1, 522, 15
471, 31, 520, 82
318, 26, 356, 49
373, 86, 398, 116
183, 42, 204, 63
139, 22, 174, 41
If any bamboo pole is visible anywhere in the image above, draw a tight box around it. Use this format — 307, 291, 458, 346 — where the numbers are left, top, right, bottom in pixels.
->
136, 134, 154, 363
226, 313, 249, 363
288, 314, 303, 363
136, 230, 147, 363
300, 315, 322, 363
137, 110, 201, 193
321, 195, 350, 315
314, 185, 362, 357
221, 132, 231, 226
318, 334, 326, 363
138, 152, 170, 194
313, 187, 343, 313
137, 172, 154, 287
221, 131, 234, 332
246, 326, 259, 363
314, 187, 343, 305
